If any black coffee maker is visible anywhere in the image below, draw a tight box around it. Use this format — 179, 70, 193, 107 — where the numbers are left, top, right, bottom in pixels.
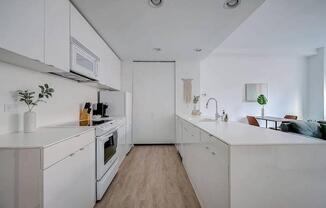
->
93, 103, 109, 118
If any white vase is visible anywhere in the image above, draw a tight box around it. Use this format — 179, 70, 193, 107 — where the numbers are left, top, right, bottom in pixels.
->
193, 103, 198, 111
261, 106, 265, 118
24, 111, 36, 133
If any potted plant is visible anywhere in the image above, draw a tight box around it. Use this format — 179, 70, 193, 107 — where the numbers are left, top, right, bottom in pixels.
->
192, 95, 201, 116
17, 84, 54, 132
257, 94, 268, 118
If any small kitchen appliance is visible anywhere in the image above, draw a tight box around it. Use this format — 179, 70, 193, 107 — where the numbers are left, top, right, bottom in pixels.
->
93, 103, 109, 118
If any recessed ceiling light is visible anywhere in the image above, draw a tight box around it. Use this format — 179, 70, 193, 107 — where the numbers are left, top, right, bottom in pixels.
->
224, 0, 241, 9
194, 48, 202, 52
153, 48, 162, 52
149, 0, 164, 8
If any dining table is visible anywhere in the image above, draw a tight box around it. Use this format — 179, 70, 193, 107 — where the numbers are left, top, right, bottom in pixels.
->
255, 116, 293, 129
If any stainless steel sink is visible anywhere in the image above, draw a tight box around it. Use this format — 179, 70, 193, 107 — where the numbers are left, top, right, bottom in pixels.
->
198, 118, 217, 122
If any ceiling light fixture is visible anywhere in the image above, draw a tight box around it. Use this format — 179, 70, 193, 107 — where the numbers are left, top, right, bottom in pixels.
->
153, 48, 162, 52
149, 0, 164, 8
194, 48, 202, 52
224, 0, 241, 9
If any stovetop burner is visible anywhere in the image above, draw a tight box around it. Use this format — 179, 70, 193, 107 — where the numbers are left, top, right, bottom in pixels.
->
79, 119, 113, 127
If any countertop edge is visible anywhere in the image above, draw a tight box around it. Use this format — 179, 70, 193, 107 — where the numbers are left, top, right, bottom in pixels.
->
176, 114, 326, 146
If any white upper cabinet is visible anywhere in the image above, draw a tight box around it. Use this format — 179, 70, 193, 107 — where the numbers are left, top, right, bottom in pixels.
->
0, 0, 44, 61
108, 50, 121, 90
98, 42, 121, 90
70, 4, 101, 62
0, 0, 120, 89
44, 0, 70, 71
98, 42, 112, 87
70, 3, 121, 89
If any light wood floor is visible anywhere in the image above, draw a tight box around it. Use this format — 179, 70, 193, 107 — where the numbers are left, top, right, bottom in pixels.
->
95, 145, 201, 208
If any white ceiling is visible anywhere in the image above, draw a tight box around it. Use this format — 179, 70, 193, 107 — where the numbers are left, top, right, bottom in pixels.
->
71, 0, 265, 61
214, 0, 326, 56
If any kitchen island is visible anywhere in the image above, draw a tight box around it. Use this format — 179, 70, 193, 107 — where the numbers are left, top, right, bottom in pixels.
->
176, 114, 326, 208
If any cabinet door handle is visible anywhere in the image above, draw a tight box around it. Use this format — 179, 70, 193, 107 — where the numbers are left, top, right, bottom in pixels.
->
211, 152, 216, 156
205, 146, 209, 150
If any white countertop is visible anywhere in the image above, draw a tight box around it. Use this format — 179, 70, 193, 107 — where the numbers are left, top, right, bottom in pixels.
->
0, 127, 95, 149
177, 114, 326, 146
0, 117, 126, 149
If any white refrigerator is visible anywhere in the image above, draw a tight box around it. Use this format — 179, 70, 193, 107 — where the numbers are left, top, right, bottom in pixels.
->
100, 91, 133, 155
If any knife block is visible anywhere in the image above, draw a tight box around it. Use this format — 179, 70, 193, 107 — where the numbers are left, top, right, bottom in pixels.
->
79, 109, 91, 126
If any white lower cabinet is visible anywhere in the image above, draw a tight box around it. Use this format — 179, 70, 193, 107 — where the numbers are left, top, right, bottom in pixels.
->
178, 117, 229, 208
177, 116, 326, 208
197, 131, 229, 208
0, 129, 96, 208
43, 141, 95, 208
181, 120, 202, 196
175, 116, 183, 154
117, 123, 127, 165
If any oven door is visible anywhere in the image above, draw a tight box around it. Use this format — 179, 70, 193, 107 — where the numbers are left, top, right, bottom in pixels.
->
96, 129, 118, 180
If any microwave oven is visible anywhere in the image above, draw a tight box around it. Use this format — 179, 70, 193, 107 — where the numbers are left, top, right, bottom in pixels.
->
70, 37, 99, 80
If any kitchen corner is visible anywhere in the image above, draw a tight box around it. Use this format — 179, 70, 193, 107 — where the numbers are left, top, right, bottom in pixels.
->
0, 114, 130, 208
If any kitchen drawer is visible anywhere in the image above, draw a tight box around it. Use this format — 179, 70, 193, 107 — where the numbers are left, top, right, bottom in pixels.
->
43, 130, 95, 169
201, 130, 210, 143
183, 121, 200, 143
207, 135, 229, 164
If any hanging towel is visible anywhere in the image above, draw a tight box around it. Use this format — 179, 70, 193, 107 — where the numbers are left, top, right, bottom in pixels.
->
182, 79, 193, 104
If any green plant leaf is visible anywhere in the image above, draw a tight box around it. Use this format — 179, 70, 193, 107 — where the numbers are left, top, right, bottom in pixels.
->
257, 94, 268, 105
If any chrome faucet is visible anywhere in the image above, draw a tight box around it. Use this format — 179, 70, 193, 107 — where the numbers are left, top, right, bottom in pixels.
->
205, 98, 221, 120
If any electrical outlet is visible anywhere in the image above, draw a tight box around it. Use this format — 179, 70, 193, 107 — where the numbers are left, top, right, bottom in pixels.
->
3, 103, 18, 113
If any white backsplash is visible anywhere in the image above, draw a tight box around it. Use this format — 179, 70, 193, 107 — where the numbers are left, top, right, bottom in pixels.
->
0, 61, 97, 134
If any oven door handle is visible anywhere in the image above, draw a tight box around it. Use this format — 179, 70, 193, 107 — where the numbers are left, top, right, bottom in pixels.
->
97, 127, 118, 142
97, 133, 113, 142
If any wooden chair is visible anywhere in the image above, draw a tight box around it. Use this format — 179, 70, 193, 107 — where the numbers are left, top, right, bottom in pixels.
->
284, 115, 298, 120
247, 116, 260, 127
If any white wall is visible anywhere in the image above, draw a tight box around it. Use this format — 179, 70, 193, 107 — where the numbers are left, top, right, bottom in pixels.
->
175, 61, 200, 115
200, 54, 307, 123
0, 62, 97, 134
306, 48, 325, 121
306, 48, 324, 120
121, 60, 201, 115
121, 61, 133, 93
